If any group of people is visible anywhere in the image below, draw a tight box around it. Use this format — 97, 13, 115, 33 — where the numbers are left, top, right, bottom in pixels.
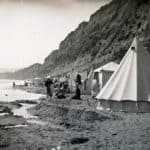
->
45, 73, 82, 100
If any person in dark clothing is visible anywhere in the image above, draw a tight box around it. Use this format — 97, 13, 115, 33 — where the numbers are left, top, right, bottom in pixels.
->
76, 73, 82, 85
72, 73, 82, 100
45, 76, 54, 100
75, 86, 81, 99
12, 82, 16, 88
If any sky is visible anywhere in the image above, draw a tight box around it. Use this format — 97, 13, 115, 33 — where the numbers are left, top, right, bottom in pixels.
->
0, 0, 111, 69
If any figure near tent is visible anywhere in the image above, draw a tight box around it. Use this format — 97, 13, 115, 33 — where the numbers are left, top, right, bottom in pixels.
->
72, 73, 82, 100
45, 76, 54, 100
12, 82, 16, 88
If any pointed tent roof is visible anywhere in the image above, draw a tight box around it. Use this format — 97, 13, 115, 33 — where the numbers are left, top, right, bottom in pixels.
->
96, 37, 150, 101
94, 62, 118, 73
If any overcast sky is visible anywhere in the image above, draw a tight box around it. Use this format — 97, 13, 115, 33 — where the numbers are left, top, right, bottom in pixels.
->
0, 0, 111, 69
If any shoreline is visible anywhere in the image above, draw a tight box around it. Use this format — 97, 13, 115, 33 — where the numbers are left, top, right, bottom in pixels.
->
0, 86, 150, 149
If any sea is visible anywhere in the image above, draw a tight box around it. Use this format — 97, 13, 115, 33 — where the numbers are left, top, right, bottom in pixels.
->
0, 79, 45, 124
0, 79, 42, 102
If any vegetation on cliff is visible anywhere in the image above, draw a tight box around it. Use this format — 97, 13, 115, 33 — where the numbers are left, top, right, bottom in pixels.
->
1, 0, 150, 79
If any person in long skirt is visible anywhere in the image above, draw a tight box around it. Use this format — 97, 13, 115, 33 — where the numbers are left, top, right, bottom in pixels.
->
72, 73, 82, 100
45, 76, 54, 100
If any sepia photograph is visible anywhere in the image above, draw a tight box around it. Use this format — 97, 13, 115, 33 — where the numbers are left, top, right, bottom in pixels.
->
0, 0, 150, 149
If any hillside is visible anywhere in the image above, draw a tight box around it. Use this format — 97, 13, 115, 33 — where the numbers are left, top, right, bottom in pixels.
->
1, 0, 150, 79
0, 63, 41, 79
39, 0, 150, 76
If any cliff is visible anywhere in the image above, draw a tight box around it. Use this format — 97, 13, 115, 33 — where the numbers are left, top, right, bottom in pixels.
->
1, 0, 150, 79
39, 0, 150, 77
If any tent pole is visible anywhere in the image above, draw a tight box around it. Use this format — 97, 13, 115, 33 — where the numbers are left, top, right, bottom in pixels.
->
136, 101, 139, 115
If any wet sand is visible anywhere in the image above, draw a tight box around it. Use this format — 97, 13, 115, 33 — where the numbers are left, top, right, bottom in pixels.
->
0, 86, 150, 150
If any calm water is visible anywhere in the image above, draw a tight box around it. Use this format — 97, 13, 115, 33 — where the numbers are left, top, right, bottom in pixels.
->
0, 79, 45, 125
0, 79, 42, 102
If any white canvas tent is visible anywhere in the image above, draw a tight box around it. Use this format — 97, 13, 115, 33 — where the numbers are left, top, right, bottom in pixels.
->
94, 62, 118, 90
96, 37, 150, 112
91, 62, 118, 96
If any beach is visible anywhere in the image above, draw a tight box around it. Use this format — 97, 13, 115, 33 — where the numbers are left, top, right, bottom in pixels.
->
0, 81, 150, 150
0, 0, 149, 149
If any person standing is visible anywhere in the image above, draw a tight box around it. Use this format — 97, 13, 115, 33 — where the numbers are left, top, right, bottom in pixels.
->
76, 73, 82, 99
13, 82, 16, 88
72, 72, 82, 100
45, 76, 54, 100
